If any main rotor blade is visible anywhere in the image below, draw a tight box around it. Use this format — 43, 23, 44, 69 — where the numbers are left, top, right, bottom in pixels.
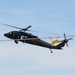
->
0, 23, 59, 35
24, 25, 32, 30
49, 35, 75, 38
0, 37, 56, 42
28, 30, 59, 35
0, 23, 22, 29
0, 34, 75, 42
0, 38, 41, 42
0, 40, 12, 42
0, 35, 74, 42
22, 25, 32, 31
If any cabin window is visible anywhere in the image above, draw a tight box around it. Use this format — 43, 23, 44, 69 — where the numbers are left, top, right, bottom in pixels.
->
21, 36, 27, 39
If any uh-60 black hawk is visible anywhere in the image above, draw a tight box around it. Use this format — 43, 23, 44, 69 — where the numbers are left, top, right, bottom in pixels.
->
0, 23, 73, 53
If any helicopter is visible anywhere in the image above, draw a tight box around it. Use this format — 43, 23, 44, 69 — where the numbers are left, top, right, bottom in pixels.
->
0, 23, 73, 53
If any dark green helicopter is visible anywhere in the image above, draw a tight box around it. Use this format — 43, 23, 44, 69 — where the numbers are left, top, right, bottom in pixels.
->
0, 23, 73, 53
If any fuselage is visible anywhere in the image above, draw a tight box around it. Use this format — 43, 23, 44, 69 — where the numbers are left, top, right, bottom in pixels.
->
4, 31, 53, 49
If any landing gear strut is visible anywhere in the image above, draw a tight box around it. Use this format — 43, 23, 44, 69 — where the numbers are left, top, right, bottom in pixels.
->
50, 49, 53, 53
14, 40, 18, 44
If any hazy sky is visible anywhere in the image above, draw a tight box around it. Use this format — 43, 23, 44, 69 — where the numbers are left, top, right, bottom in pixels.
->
0, 0, 75, 75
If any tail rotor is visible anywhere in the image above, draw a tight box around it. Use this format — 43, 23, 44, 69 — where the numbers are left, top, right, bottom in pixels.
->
63, 33, 73, 47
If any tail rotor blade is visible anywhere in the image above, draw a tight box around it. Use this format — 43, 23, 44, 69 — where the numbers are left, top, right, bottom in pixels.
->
67, 38, 73, 40
66, 42, 68, 47
63, 33, 73, 47
64, 33, 66, 40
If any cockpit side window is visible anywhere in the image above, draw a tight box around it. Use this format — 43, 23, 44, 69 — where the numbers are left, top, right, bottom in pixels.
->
21, 36, 27, 39
9, 32, 12, 34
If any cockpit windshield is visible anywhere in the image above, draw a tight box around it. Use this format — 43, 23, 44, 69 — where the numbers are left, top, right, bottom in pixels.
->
9, 31, 12, 34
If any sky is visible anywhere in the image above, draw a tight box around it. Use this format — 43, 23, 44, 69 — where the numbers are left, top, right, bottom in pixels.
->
0, 0, 75, 75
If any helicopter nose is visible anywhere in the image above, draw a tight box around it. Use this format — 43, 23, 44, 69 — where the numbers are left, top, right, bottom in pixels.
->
4, 33, 9, 37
